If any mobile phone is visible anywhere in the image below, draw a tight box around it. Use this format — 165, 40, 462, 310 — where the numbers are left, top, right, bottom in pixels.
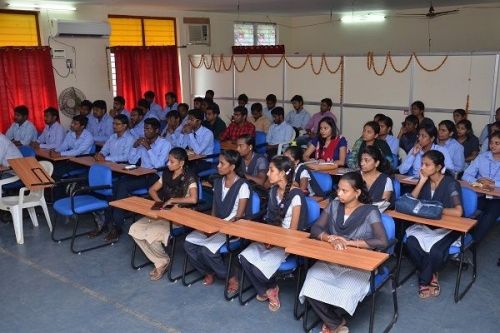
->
151, 202, 164, 210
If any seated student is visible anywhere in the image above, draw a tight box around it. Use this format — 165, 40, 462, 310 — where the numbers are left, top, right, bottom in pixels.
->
220, 106, 256, 142
129, 147, 198, 281
237, 93, 250, 112
205, 89, 215, 101
129, 107, 145, 139
398, 115, 419, 154
239, 155, 306, 312
177, 102, 189, 127
266, 107, 295, 155
162, 110, 183, 145
348, 121, 392, 169
181, 109, 214, 172
110, 96, 130, 119
436, 120, 465, 173
236, 134, 268, 187
202, 104, 227, 140
0, 133, 22, 169
193, 96, 204, 110
78, 100, 94, 120
5, 105, 38, 146
32, 107, 66, 149
249, 102, 271, 133
305, 98, 337, 138
184, 150, 250, 297
53, 115, 94, 157
87, 100, 113, 143
480, 121, 500, 153
359, 146, 393, 209
98, 118, 172, 241
453, 108, 467, 125
144, 91, 163, 119
411, 100, 434, 128
137, 98, 157, 120
478, 107, 500, 144
373, 113, 385, 123
299, 172, 388, 333
303, 117, 347, 166
462, 131, 500, 242
284, 146, 312, 195
263, 94, 277, 121
404, 150, 463, 299
399, 123, 454, 177
285, 95, 311, 136
162, 91, 178, 119
455, 119, 479, 164
378, 115, 399, 156
94, 114, 134, 163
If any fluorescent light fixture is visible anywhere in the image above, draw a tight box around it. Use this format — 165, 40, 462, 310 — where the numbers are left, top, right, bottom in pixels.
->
341, 13, 385, 23
8, 2, 77, 11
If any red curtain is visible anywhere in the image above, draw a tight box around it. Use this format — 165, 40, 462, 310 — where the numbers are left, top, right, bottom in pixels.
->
0, 46, 58, 133
111, 46, 181, 109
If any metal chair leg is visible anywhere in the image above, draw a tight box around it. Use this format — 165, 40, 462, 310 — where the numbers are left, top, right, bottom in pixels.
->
69, 215, 115, 254
294, 266, 305, 320
167, 236, 183, 282
454, 235, 477, 303
131, 242, 152, 270
237, 268, 257, 305
181, 254, 203, 286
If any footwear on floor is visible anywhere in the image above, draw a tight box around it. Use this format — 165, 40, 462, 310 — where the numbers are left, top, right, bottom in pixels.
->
104, 227, 122, 242
150, 259, 170, 281
203, 273, 215, 285
226, 276, 239, 298
266, 286, 280, 312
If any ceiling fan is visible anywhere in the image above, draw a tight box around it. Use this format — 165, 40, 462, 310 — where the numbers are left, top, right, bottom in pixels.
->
389, 3, 459, 19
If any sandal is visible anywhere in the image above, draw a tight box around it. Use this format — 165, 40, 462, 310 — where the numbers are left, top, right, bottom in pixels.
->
203, 273, 215, 286
418, 285, 433, 299
321, 324, 332, 333
266, 286, 280, 312
150, 261, 169, 281
226, 276, 239, 298
256, 294, 268, 302
430, 273, 440, 297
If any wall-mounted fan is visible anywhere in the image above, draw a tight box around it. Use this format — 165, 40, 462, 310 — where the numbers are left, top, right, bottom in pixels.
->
58, 87, 85, 118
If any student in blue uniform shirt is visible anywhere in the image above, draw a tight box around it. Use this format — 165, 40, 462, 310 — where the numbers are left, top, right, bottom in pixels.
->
87, 100, 113, 143
129, 107, 145, 139
436, 120, 465, 173
162, 91, 178, 119
285, 95, 310, 135
263, 94, 277, 121
94, 114, 134, 163
144, 91, 163, 119
378, 115, 399, 156
54, 115, 94, 157
5, 105, 38, 146
161, 110, 183, 146
181, 109, 214, 173
111, 96, 130, 119
78, 100, 95, 121
33, 107, 66, 149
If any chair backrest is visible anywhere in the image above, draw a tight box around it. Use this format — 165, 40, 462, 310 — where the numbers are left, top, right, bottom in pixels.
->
310, 171, 333, 196
381, 214, 396, 255
197, 179, 203, 201
213, 140, 221, 154
89, 144, 97, 155
255, 131, 267, 154
305, 196, 321, 228
398, 147, 407, 161
461, 187, 477, 218
393, 177, 401, 200
19, 145, 36, 157
38, 160, 54, 176
251, 191, 261, 215
391, 154, 399, 168
88, 164, 113, 196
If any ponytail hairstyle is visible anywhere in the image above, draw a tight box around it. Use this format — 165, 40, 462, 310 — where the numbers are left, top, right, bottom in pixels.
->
220, 149, 245, 178
340, 172, 371, 204
169, 147, 189, 172
358, 145, 391, 175
284, 146, 303, 164
422, 150, 452, 176
270, 155, 295, 222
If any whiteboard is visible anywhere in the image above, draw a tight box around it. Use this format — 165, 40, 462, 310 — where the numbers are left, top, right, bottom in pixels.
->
234, 56, 284, 101
286, 56, 342, 104
191, 55, 233, 98
344, 56, 411, 106
413, 55, 496, 111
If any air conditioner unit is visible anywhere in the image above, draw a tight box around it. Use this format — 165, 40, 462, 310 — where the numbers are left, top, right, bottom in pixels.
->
187, 24, 210, 45
50, 19, 110, 38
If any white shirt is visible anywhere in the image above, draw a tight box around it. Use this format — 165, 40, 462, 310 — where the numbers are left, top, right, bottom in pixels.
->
0, 134, 22, 167
222, 181, 250, 221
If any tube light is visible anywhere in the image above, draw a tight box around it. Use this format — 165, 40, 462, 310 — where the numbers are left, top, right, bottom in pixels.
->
341, 14, 385, 23
8, 2, 77, 11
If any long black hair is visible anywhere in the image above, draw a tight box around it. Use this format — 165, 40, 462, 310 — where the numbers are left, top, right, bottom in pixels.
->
340, 172, 371, 204
316, 117, 339, 153
271, 155, 295, 221
455, 119, 474, 139
422, 150, 453, 176
285, 146, 303, 164
220, 149, 245, 178
169, 147, 189, 172
358, 145, 391, 175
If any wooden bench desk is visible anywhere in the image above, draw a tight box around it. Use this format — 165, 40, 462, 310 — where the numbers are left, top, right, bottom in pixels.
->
70, 156, 156, 177
159, 207, 228, 234
35, 148, 71, 162
8, 157, 55, 190
387, 210, 476, 234
187, 152, 206, 161
109, 196, 159, 219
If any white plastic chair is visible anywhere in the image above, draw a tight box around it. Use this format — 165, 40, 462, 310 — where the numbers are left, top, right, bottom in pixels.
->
0, 160, 53, 244
276, 131, 298, 155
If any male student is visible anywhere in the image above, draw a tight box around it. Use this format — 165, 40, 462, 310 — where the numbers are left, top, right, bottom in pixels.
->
193, 97, 204, 110
162, 92, 178, 119
79, 100, 94, 120
144, 91, 163, 119
266, 107, 295, 155
249, 102, 271, 133
202, 104, 227, 140
87, 100, 113, 143
263, 94, 277, 121
94, 114, 134, 163
220, 106, 256, 142
33, 107, 66, 149
6, 105, 38, 146
53, 115, 94, 157
96, 117, 171, 241
410, 100, 434, 128
237, 93, 250, 111
110, 96, 130, 119
177, 102, 189, 127
129, 107, 145, 139
181, 109, 214, 173
0, 133, 22, 168
398, 114, 419, 154
162, 110, 184, 147
285, 95, 311, 136
305, 98, 337, 136
137, 98, 157, 120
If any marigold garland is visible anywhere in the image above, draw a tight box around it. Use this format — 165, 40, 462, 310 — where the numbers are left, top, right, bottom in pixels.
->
366, 51, 448, 74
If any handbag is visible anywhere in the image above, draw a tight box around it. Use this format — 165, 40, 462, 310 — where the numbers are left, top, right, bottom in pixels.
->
395, 193, 443, 220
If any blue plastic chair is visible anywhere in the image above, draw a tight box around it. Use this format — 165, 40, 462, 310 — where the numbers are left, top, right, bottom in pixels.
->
393, 177, 401, 200
18, 145, 36, 157
255, 131, 267, 154
310, 171, 333, 198
197, 140, 221, 179
391, 154, 399, 169
51, 164, 114, 254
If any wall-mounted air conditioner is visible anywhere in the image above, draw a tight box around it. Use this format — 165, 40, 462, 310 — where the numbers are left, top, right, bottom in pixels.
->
184, 18, 210, 45
51, 19, 110, 38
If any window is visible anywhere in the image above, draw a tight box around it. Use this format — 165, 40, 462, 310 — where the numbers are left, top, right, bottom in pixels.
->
233, 22, 277, 46
0, 10, 40, 46
108, 15, 176, 46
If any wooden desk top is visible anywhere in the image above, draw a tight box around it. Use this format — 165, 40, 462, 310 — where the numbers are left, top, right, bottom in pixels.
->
220, 219, 309, 249
221, 141, 237, 151
8, 157, 54, 190
187, 151, 206, 161
386, 210, 477, 233
35, 148, 71, 161
286, 238, 389, 272
307, 162, 338, 172
394, 174, 500, 197
109, 197, 159, 219
70, 156, 156, 177
0, 165, 11, 172
158, 207, 228, 234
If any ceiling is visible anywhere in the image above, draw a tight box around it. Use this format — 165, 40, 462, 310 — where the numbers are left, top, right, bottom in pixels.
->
5, 0, 500, 15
